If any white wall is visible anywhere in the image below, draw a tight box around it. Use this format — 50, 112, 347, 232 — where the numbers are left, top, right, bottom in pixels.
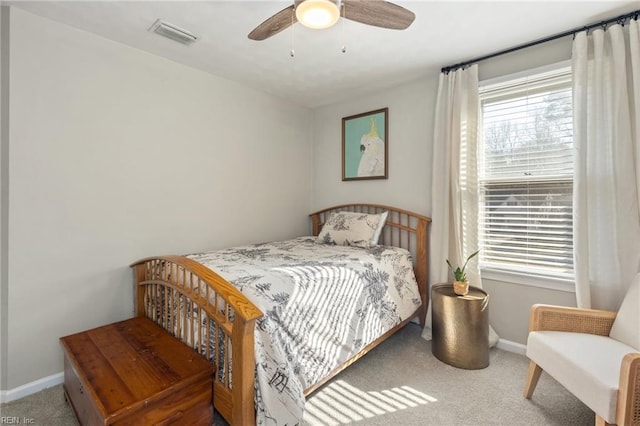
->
0, 5, 9, 392
4, 8, 312, 390
312, 38, 580, 346
312, 75, 437, 215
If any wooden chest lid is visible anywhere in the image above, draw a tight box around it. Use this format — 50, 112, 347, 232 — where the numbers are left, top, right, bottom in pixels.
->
60, 316, 215, 421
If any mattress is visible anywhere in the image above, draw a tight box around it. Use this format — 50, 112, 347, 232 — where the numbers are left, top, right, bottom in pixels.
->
186, 236, 421, 425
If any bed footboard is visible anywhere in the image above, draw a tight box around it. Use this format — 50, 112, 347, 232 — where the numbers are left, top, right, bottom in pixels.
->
130, 255, 263, 426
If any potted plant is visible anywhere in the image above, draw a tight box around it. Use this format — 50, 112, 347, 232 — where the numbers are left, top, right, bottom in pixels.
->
446, 249, 480, 296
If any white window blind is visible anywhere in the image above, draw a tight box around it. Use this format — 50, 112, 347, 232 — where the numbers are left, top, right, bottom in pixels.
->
479, 66, 574, 279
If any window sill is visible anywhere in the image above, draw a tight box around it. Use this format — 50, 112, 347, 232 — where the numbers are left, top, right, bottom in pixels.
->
481, 268, 575, 293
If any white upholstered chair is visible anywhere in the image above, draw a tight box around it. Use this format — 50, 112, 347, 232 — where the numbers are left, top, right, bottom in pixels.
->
523, 274, 640, 426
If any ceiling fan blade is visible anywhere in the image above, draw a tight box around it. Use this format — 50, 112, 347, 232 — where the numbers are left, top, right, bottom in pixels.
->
248, 5, 297, 40
343, 0, 415, 30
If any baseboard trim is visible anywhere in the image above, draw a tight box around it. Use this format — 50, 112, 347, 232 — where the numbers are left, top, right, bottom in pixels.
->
496, 338, 527, 355
0, 372, 63, 403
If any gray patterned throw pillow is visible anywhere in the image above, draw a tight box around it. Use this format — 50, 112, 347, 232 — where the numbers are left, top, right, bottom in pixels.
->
317, 211, 388, 248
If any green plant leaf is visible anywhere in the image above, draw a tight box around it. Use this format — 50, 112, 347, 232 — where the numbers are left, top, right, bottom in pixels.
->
446, 249, 480, 282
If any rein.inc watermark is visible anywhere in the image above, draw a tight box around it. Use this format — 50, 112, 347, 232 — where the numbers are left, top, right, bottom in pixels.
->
0, 417, 35, 424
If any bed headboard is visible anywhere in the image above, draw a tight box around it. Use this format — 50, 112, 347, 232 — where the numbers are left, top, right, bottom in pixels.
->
309, 204, 431, 326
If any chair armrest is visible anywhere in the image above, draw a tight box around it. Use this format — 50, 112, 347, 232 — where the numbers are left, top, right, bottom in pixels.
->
529, 304, 617, 335
617, 352, 640, 426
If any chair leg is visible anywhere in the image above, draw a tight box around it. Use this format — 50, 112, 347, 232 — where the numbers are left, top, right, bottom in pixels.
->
523, 361, 543, 399
595, 414, 613, 426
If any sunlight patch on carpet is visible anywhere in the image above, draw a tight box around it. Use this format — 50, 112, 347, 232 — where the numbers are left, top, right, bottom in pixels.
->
304, 380, 437, 425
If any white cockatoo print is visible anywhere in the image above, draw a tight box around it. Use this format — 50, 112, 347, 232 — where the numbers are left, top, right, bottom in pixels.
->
357, 118, 385, 177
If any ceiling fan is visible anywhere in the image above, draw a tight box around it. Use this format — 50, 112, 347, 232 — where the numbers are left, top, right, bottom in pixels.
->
248, 0, 415, 41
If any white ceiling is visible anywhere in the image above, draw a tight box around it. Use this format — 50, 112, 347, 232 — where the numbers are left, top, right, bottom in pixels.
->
5, 1, 639, 108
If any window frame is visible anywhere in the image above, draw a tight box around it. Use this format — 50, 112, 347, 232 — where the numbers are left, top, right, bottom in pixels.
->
478, 61, 575, 292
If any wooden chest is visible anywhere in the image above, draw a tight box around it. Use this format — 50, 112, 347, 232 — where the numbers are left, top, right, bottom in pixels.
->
60, 317, 215, 425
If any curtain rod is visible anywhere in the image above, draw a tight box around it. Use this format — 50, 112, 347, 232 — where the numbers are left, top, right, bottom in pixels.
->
441, 9, 640, 74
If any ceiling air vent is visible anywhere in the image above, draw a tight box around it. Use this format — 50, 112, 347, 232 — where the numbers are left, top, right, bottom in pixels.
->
149, 19, 199, 45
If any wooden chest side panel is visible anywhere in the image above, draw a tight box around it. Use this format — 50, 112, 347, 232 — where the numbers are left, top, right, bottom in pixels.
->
63, 356, 107, 426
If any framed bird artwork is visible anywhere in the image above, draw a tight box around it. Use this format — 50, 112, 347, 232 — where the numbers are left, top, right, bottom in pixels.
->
342, 108, 388, 181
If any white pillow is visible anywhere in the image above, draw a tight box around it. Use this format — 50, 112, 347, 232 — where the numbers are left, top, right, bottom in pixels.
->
317, 211, 388, 248
609, 272, 640, 350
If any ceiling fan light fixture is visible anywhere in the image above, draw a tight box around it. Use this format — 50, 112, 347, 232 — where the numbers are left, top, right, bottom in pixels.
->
295, 0, 340, 30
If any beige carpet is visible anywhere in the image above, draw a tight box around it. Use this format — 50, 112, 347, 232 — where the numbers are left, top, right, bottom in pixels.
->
0, 323, 593, 425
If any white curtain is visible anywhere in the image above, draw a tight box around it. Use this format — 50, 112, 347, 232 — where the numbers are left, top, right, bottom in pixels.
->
572, 19, 640, 310
423, 64, 498, 345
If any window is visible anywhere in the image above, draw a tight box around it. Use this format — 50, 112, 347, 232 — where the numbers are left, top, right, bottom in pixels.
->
479, 65, 573, 281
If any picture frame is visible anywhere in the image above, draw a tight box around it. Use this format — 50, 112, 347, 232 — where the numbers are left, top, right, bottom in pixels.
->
342, 107, 388, 181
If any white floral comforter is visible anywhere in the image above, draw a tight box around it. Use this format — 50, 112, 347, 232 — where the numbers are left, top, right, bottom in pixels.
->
187, 236, 421, 426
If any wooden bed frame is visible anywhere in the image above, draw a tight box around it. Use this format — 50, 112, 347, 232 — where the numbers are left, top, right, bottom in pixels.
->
130, 204, 430, 426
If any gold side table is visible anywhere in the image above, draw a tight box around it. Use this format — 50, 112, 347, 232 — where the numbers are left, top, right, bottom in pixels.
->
431, 284, 489, 369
